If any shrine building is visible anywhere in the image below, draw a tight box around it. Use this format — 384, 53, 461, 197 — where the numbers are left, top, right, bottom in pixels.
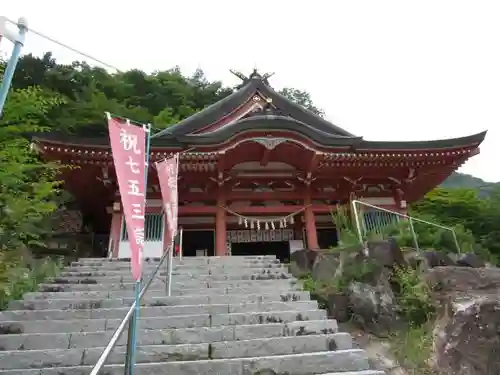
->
32, 70, 486, 260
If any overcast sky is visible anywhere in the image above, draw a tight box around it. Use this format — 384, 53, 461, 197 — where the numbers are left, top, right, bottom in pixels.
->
3, 0, 500, 182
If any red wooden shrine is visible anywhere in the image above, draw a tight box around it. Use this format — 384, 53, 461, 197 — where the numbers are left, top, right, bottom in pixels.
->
32, 70, 486, 258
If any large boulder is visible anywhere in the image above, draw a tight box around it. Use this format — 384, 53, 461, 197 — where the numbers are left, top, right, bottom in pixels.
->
365, 238, 406, 269
347, 268, 401, 337
324, 292, 350, 322
311, 251, 342, 281
426, 266, 500, 375
456, 253, 486, 268
433, 295, 500, 375
405, 250, 456, 271
289, 249, 319, 278
426, 266, 500, 297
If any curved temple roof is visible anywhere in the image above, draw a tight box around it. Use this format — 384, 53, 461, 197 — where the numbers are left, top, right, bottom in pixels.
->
33, 70, 487, 152
153, 70, 356, 139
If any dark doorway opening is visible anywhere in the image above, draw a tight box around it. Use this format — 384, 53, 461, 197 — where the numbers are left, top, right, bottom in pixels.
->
303, 228, 339, 249
231, 242, 290, 262
317, 228, 338, 249
182, 230, 215, 257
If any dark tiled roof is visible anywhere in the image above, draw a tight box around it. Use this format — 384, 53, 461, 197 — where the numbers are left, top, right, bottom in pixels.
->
152, 73, 355, 138
33, 72, 487, 151
33, 127, 487, 152
357, 130, 487, 150
172, 115, 361, 147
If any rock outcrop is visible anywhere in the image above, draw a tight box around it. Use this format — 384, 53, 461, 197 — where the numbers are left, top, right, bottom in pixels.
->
291, 241, 500, 375
347, 268, 401, 337
427, 266, 500, 375
433, 295, 500, 375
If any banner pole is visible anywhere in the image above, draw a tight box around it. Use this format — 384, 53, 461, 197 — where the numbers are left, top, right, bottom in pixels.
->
179, 227, 184, 261
167, 236, 174, 296
129, 123, 152, 375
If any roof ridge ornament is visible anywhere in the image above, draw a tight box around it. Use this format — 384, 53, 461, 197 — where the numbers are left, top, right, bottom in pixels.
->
230, 69, 275, 87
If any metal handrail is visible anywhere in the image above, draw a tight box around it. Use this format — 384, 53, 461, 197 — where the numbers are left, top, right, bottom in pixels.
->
351, 199, 461, 253
89, 247, 173, 375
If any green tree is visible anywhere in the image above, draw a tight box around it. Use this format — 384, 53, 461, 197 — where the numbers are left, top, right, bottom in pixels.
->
6, 54, 325, 135
411, 187, 500, 259
0, 85, 65, 249
279, 87, 324, 116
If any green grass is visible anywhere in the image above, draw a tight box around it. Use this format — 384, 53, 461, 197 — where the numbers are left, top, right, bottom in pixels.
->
390, 324, 437, 375
0, 253, 62, 310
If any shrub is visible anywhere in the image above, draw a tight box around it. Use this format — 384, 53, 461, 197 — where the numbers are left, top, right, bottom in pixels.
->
391, 324, 437, 375
391, 265, 435, 326
0, 251, 62, 310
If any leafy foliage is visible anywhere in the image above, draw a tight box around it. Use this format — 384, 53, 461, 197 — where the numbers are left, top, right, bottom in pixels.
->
409, 187, 500, 261
331, 204, 362, 247
0, 251, 62, 310
390, 324, 437, 375
0, 84, 65, 250
391, 266, 435, 326
278, 88, 325, 116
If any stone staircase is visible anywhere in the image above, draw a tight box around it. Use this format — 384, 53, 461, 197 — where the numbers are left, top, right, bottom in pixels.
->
0, 255, 385, 375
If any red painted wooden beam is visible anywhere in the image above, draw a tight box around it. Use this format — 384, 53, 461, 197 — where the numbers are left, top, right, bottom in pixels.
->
178, 205, 336, 215
144, 189, 393, 202
179, 191, 320, 201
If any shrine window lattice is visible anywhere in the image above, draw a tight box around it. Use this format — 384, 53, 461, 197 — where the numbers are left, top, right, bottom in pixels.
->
121, 214, 164, 242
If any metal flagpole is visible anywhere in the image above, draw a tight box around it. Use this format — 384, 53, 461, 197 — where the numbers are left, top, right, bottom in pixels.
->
128, 123, 152, 375
167, 234, 174, 296
179, 227, 184, 261
0, 16, 28, 116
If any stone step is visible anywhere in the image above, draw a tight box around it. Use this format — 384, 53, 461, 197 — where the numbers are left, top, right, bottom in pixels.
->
64, 263, 287, 273
0, 349, 371, 375
57, 269, 289, 280
0, 333, 353, 369
23, 285, 302, 300
0, 309, 326, 334
0, 301, 318, 321
0, 320, 339, 350
71, 256, 279, 267
8, 291, 310, 311
59, 267, 288, 277
48, 272, 292, 284
39, 279, 299, 292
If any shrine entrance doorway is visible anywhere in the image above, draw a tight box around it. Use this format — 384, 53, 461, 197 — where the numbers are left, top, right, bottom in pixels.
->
182, 230, 215, 257
227, 229, 295, 262
231, 241, 290, 262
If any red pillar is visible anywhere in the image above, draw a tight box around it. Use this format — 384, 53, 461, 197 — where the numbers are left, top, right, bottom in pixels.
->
215, 193, 227, 256
304, 190, 319, 249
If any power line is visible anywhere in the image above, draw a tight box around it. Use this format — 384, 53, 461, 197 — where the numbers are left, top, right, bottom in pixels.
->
4, 17, 123, 72
2, 17, 167, 133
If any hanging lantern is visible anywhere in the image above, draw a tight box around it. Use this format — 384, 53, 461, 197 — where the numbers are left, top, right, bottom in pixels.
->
271, 221, 275, 230
280, 220, 284, 228
244, 219, 248, 228
238, 216, 243, 225
250, 221, 254, 229
257, 221, 260, 230
265, 222, 269, 230
290, 216, 295, 224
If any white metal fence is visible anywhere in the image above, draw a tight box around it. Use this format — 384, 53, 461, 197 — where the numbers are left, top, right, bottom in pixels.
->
350, 200, 461, 253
